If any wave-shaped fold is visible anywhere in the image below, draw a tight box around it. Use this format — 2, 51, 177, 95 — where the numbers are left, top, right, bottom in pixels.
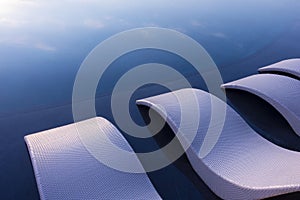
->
222, 74, 300, 136
137, 88, 300, 199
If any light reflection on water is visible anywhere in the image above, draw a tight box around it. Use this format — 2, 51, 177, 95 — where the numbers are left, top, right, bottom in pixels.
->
0, 0, 298, 114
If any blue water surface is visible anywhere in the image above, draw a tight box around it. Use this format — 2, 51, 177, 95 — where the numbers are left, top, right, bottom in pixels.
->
0, 0, 300, 199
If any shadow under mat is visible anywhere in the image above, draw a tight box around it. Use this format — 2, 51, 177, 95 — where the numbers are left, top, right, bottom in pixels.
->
225, 89, 300, 152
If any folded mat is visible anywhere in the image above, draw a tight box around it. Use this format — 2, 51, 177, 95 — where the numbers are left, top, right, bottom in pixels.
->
25, 117, 161, 200
259, 59, 300, 79
137, 88, 300, 199
222, 74, 300, 136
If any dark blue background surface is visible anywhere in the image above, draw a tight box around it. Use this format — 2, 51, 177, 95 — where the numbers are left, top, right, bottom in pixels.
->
0, 0, 300, 199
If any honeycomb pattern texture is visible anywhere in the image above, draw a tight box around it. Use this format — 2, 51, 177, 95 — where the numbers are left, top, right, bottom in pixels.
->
25, 117, 161, 200
222, 74, 300, 136
137, 88, 300, 200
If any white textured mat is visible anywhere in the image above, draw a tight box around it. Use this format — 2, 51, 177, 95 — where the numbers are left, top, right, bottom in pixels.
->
259, 59, 300, 79
137, 88, 300, 200
222, 74, 300, 136
25, 117, 161, 200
